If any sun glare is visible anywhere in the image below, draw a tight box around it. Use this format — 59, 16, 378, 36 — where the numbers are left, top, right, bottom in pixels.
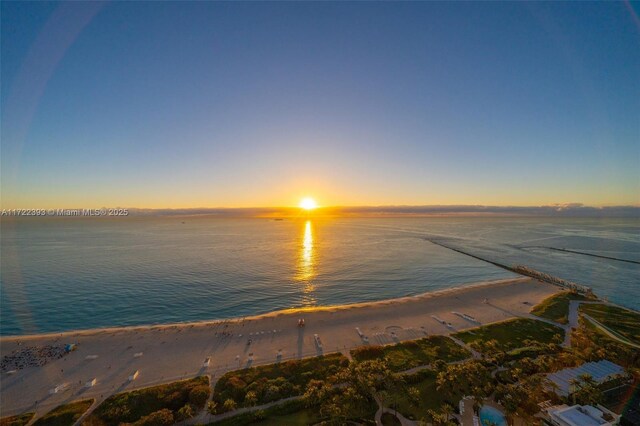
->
299, 197, 318, 210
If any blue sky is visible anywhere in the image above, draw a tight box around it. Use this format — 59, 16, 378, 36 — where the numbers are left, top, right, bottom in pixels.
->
2, 2, 639, 208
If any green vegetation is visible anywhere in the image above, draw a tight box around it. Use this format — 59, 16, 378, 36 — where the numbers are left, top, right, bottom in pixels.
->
33, 399, 93, 426
84, 376, 209, 426
381, 412, 402, 426
211, 388, 377, 426
572, 318, 640, 370
390, 360, 492, 422
530, 291, 590, 324
580, 304, 640, 344
0, 413, 35, 426
350, 335, 470, 371
210, 399, 323, 426
454, 318, 564, 353
303, 359, 390, 424
213, 353, 348, 412
389, 370, 454, 420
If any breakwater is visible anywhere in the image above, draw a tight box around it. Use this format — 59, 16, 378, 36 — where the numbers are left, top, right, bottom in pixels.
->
426, 239, 593, 295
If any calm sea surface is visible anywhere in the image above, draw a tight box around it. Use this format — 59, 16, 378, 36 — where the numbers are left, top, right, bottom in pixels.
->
1, 217, 638, 335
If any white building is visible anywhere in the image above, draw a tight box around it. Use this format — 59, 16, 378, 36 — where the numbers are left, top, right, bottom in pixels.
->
546, 404, 620, 426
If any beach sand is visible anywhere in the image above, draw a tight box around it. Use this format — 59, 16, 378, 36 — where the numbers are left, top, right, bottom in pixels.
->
0, 277, 559, 416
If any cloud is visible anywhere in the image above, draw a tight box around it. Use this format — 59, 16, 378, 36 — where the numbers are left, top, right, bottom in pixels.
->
119, 204, 640, 218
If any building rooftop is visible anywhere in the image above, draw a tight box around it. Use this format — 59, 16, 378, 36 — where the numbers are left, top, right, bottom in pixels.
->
548, 404, 616, 426
546, 359, 625, 396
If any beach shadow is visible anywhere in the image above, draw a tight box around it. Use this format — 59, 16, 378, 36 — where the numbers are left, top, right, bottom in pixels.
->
297, 327, 305, 359
486, 302, 517, 318
114, 378, 131, 394
75, 384, 90, 397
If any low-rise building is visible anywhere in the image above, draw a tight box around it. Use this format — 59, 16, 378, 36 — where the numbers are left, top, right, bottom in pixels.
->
545, 404, 620, 426
546, 360, 627, 396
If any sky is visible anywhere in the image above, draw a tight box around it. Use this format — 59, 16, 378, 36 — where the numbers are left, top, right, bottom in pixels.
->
1, 2, 639, 209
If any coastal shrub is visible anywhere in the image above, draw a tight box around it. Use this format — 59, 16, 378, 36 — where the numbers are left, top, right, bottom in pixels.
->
244, 390, 258, 406
350, 335, 470, 371
222, 399, 237, 412
33, 399, 93, 426
0, 413, 34, 426
213, 353, 348, 410
188, 385, 210, 406
133, 409, 174, 426
85, 376, 209, 425
352, 345, 384, 359
175, 404, 194, 421
530, 291, 590, 324
252, 409, 266, 421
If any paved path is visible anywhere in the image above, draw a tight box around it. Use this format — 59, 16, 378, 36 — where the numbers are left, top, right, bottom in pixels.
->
375, 406, 417, 426
565, 300, 626, 347
458, 397, 475, 426
581, 314, 640, 349
197, 395, 302, 425
449, 336, 482, 359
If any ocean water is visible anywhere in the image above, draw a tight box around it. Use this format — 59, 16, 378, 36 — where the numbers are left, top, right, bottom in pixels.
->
1, 217, 638, 335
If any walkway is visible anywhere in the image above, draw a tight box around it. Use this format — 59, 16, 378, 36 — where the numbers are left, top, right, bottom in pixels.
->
195, 395, 302, 425
449, 336, 482, 359
581, 314, 640, 349
564, 300, 633, 348
375, 405, 417, 426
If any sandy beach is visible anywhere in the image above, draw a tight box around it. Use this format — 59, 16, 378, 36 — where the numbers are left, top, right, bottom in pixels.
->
0, 277, 559, 417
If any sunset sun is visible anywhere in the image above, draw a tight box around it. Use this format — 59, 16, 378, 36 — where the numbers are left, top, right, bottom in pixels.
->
299, 197, 318, 210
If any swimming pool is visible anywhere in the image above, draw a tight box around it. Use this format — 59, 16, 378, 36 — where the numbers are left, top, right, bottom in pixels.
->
479, 405, 508, 426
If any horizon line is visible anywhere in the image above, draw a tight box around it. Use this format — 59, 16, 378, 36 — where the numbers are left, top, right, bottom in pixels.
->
3, 203, 638, 218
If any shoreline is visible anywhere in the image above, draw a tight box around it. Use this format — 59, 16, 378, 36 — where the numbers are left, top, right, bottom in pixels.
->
1, 276, 559, 416
0, 277, 529, 340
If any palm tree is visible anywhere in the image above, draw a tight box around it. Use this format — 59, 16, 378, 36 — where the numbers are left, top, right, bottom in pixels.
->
426, 409, 455, 426
440, 403, 454, 422
571, 373, 602, 406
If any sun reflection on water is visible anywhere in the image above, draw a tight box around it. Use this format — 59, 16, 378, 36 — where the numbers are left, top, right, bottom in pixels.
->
296, 220, 316, 304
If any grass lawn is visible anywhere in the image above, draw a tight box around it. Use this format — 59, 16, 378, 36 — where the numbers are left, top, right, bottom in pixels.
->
33, 399, 93, 426
213, 353, 348, 411
350, 336, 470, 372
0, 413, 35, 426
211, 396, 376, 425
84, 376, 209, 426
580, 304, 640, 344
390, 370, 461, 421
453, 318, 564, 352
530, 291, 590, 324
